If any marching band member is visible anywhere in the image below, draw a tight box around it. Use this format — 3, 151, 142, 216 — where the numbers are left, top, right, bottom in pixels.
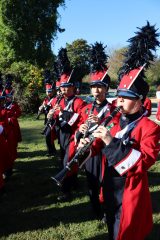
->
0, 95, 9, 193
75, 42, 116, 219
37, 70, 56, 123
78, 22, 160, 240
2, 74, 21, 178
50, 48, 86, 201
39, 70, 58, 156
54, 71, 86, 201
155, 85, 160, 121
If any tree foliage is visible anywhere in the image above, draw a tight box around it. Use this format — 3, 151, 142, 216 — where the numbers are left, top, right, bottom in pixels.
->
0, 0, 65, 67
108, 49, 126, 88
146, 58, 160, 86
3, 61, 44, 112
108, 48, 160, 91
66, 39, 91, 77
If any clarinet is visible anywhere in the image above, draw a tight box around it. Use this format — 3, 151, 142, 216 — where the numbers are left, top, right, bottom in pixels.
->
83, 99, 96, 138
51, 106, 121, 186
41, 93, 63, 135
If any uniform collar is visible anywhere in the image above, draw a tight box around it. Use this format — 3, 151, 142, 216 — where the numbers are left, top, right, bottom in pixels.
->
95, 99, 108, 108
120, 111, 143, 129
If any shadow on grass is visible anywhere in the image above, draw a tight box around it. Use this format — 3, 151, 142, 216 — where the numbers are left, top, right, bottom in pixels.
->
18, 149, 48, 158
0, 158, 97, 237
0, 201, 100, 236
150, 190, 160, 214
148, 170, 160, 187
0, 155, 160, 238
84, 233, 109, 240
20, 127, 43, 142
146, 224, 160, 240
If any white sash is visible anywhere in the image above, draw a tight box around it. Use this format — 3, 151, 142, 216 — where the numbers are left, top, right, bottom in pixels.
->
64, 97, 76, 111
88, 105, 110, 133
115, 111, 147, 139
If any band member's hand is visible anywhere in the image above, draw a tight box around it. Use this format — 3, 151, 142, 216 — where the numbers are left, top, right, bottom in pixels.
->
47, 109, 54, 119
92, 126, 113, 145
77, 137, 90, 149
88, 114, 99, 123
53, 104, 63, 113
79, 123, 88, 134
39, 105, 44, 111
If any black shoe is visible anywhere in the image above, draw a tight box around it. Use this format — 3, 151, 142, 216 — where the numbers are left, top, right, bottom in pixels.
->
57, 193, 72, 202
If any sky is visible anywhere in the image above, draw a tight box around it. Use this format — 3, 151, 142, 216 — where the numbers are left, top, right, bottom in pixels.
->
52, 0, 160, 57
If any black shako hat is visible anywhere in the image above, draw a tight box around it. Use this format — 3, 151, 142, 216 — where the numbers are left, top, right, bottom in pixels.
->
89, 42, 111, 88
117, 21, 160, 100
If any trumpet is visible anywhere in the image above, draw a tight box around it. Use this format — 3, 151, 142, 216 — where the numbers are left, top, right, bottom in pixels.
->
51, 106, 121, 186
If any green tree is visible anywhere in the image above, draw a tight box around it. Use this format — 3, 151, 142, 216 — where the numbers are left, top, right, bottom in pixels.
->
108, 48, 126, 88
145, 58, 160, 96
64, 39, 91, 93
146, 58, 160, 85
0, 0, 65, 67
66, 39, 91, 77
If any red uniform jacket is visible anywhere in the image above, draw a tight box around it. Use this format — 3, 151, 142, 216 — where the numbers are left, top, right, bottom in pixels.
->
42, 96, 52, 106
91, 115, 160, 240
5, 101, 22, 143
0, 129, 8, 188
0, 107, 12, 173
53, 96, 86, 140
74, 100, 116, 178
143, 97, 152, 117
156, 102, 160, 121
53, 96, 86, 175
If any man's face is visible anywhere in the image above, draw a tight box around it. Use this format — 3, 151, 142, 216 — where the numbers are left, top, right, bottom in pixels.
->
90, 85, 107, 101
117, 96, 142, 114
6, 96, 12, 102
46, 91, 54, 97
60, 86, 75, 97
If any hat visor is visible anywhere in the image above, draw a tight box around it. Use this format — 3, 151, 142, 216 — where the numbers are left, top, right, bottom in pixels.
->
90, 81, 107, 87
117, 89, 139, 98
46, 89, 53, 92
60, 83, 74, 87
6, 94, 13, 97
0, 96, 5, 100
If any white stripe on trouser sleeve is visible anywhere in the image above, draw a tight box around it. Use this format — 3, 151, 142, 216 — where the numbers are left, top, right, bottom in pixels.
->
114, 149, 141, 175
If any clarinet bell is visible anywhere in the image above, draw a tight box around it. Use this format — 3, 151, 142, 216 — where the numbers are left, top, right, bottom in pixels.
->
41, 125, 48, 135
41, 129, 46, 135
51, 167, 70, 187
51, 176, 62, 187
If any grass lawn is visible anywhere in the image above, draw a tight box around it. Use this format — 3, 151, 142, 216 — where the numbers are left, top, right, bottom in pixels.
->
0, 114, 159, 240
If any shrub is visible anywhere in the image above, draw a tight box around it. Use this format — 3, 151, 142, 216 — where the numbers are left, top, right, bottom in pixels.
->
4, 61, 44, 113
